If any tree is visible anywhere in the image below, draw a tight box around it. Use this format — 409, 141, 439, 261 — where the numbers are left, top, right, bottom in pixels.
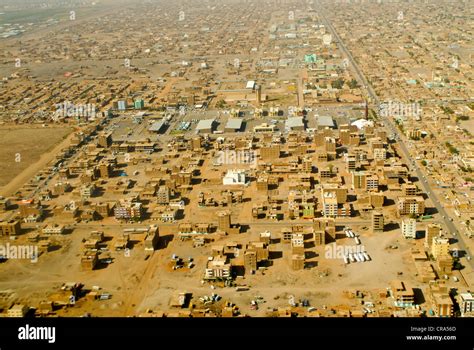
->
348, 79, 359, 89
331, 78, 345, 89
216, 99, 227, 108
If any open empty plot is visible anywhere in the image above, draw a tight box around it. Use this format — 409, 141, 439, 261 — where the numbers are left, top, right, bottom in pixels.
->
0, 127, 72, 187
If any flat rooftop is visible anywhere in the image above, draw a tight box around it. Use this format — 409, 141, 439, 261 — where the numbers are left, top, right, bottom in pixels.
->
195, 119, 215, 131
225, 118, 243, 130
316, 115, 335, 128
285, 117, 305, 129
148, 120, 166, 132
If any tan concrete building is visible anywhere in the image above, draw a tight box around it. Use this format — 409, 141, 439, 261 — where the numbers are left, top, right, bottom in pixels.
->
7, 304, 29, 317
397, 196, 425, 216
425, 224, 441, 249
372, 211, 384, 232
292, 254, 305, 270
0, 218, 21, 236
432, 236, 450, 260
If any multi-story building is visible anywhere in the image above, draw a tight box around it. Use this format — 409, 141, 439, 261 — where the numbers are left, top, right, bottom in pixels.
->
7, 304, 29, 317
319, 167, 333, 181
204, 255, 232, 280
292, 254, 305, 270
217, 211, 231, 232
114, 200, 142, 220
390, 280, 415, 307
432, 236, 450, 260
260, 145, 280, 160
322, 193, 338, 217
401, 218, 417, 239
321, 184, 348, 204
373, 147, 387, 161
429, 281, 453, 317
322, 192, 349, 218
114, 206, 129, 220
80, 184, 96, 200
352, 171, 366, 189
81, 250, 98, 270
259, 231, 271, 244
458, 292, 474, 317
98, 132, 112, 148
339, 129, 350, 145
243, 251, 257, 273
256, 176, 269, 191
144, 227, 160, 251
425, 224, 441, 249
370, 192, 385, 208
98, 163, 112, 178
157, 186, 170, 204
366, 174, 379, 191
402, 183, 417, 196
0, 218, 21, 236
372, 211, 384, 232
346, 155, 356, 172
397, 196, 425, 216
313, 217, 336, 244
324, 137, 336, 153
291, 233, 305, 255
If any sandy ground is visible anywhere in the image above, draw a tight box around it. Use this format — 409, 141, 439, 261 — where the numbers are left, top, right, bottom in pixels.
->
0, 220, 432, 316
0, 126, 73, 196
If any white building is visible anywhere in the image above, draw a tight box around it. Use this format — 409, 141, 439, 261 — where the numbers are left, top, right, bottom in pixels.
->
204, 256, 232, 280
459, 292, 474, 317
402, 218, 417, 239
42, 224, 65, 235
223, 170, 247, 186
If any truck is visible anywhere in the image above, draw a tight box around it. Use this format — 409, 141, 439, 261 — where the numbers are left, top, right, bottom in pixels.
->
235, 286, 249, 292
363, 252, 371, 261
343, 256, 349, 264
348, 254, 355, 263
99, 293, 111, 300
354, 237, 361, 245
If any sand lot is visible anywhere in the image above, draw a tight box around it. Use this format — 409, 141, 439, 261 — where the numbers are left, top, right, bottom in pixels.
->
0, 126, 72, 188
